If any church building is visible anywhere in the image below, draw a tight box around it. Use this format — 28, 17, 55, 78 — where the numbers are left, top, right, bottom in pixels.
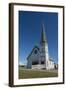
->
27, 24, 55, 70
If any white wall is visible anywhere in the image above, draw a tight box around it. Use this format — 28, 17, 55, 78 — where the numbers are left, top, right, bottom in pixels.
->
0, 0, 66, 90
49, 61, 55, 69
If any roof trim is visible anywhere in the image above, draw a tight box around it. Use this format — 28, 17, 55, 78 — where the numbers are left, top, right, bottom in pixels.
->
27, 46, 39, 60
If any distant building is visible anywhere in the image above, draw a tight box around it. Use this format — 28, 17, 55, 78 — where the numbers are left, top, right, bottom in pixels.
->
27, 24, 57, 70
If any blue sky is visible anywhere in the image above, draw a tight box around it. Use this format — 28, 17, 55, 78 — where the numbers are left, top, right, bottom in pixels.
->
19, 11, 58, 65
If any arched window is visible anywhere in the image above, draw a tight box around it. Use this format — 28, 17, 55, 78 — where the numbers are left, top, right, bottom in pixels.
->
34, 50, 38, 54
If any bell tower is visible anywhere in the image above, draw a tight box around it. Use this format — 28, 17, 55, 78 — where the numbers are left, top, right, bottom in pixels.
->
40, 24, 47, 45
40, 24, 49, 69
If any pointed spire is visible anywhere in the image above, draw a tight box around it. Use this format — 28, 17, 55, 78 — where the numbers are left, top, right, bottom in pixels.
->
40, 23, 47, 44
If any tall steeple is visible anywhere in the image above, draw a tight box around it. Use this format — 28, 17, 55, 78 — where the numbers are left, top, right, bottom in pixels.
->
40, 23, 47, 45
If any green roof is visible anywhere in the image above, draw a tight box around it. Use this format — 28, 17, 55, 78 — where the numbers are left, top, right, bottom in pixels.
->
41, 24, 47, 43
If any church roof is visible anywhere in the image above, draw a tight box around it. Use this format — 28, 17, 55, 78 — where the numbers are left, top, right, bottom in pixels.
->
27, 45, 39, 60
40, 24, 47, 44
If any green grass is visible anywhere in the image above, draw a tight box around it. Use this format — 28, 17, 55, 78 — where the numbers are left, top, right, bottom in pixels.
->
19, 69, 58, 79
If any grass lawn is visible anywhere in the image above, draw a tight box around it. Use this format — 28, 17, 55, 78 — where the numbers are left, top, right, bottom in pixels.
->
19, 68, 58, 79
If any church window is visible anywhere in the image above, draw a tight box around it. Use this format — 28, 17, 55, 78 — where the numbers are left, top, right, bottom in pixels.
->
41, 61, 45, 64
34, 50, 37, 54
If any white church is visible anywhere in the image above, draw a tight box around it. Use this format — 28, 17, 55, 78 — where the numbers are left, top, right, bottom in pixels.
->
27, 24, 56, 70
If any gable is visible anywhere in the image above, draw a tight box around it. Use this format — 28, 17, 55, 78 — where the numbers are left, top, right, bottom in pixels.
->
27, 46, 39, 60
